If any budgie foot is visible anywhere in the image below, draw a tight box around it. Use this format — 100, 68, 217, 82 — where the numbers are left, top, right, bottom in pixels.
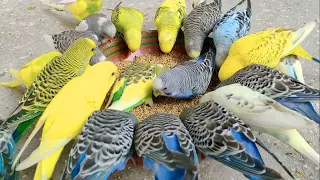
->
144, 96, 154, 107
127, 156, 137, 167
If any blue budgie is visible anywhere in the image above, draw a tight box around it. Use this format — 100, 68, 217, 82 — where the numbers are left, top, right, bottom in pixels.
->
180, 101, 284, 180
202, 67, 320, 165
153, 47, 215, 98
0, 125, 19, 180
215, 64, 320, 124
212, 0, 252, 68
183, 0, 221, 58
134, 113, 199, 180
62, 109, 138, 180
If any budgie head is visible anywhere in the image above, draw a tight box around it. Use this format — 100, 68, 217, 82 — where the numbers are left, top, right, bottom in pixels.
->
184, 36, 203, 59
123, 29, 142, 52
153, 69, 184, 98
89, 49, 107, 65
64, 38, 97, 64
158, 29, 178, 53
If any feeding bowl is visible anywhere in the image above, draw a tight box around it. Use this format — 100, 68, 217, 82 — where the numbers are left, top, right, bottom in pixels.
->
98, 30, 216, 167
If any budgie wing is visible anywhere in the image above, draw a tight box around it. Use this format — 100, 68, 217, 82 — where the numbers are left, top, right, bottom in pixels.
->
216, 64, 320, 101
134, 113, 197, 171
67, 110, 135, 179
16, 137, 71, 171
225, 88, 317, 129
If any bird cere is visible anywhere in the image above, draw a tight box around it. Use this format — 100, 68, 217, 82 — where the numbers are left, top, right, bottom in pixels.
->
0, 0, 319, 180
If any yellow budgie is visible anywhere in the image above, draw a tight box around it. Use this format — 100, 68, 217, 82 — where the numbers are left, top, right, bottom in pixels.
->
218, 21, 320, 81
107, 62, 168, 112
0, 51, 61, 88
154, 0, 186, 53
111, 2, 144, 52
12, 61, 118, 180
46, 0, 103, 20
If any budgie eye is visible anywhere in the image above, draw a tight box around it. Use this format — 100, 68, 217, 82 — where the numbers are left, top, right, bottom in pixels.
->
91, 48, 95, 51
163, 87, 167, 90
111, 72, 115, 76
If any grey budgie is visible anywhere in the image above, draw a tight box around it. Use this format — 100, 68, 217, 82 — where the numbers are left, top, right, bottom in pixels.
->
75, 13, 117, 42
212, 0, 252, 68
183, 0, 221, 58
153, 47, 215, 99
63, 109, 138, 180
180, 101, 284, 180
43, 30, 106, 65
134, 113, 199, 180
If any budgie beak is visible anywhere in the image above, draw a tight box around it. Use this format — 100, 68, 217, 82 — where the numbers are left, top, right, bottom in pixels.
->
153, 90, 161, 97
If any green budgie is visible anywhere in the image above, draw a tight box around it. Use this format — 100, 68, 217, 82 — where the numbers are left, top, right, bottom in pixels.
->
1, 38, 97, 143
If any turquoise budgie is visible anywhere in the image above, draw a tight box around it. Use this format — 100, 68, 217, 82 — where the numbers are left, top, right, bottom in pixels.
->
135, 113, 199, 180
183, 0, 221, 58
0, 125, 19, 180
212, 0, 252, 68
200, 83, 320, 165
153, 47, 215, 98
63, 109, 138, 180
180, 101, 285, 180
44, 30, 106, 65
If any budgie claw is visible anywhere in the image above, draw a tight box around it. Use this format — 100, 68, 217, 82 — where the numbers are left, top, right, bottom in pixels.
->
145, 97, 154, 107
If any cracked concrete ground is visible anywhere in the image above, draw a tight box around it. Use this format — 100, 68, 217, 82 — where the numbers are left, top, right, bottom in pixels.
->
0, 0, 319, 179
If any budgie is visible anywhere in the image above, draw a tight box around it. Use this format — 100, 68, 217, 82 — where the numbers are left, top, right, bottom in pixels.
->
0, 125, 19, 180
153, 47, 215, 98
2, 38, 97, 143
183, 0, 221, 58
275, 55, 305, 83
46, 0, 103, 20
63, 109, 138, 180
218, 21, 320, 81
200, 83, 320, 165
111, 2, 144, 52
180, 101, 284, 180
107, 62, 168, 112
134, 113, 199, 180
43, 29, 106, 65
75, 13, 117, 42
212, 0, 252, 68
12, 61, 118, 180
0, 51, 61, 88
154, 0, 187, 53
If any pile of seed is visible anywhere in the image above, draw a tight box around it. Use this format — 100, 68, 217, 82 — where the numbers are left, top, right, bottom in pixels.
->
113, 51, 204, 121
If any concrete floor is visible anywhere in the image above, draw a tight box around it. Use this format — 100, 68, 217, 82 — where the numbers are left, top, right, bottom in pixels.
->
0, 0, 319, 179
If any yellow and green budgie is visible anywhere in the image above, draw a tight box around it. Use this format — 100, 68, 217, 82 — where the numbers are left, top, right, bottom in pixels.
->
11, 61, 118, 180
1, 38, 96, 144
111, 2, 144, 52
218, 21, 320, 81
47, 0, 103, 20
0, 51, 61, 88
154, 0, 186, 53
107, 62, 168, 112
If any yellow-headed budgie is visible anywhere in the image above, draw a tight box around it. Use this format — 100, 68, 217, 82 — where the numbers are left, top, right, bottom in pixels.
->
107, 62, 168, 112
2, 38, 96, 144
154, 0, 186, 53
111, 2, 145, 52
0, 51, 61, 88
12, 61, 118, 180
218, 21, 320, 81
46, 0, 103, 20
